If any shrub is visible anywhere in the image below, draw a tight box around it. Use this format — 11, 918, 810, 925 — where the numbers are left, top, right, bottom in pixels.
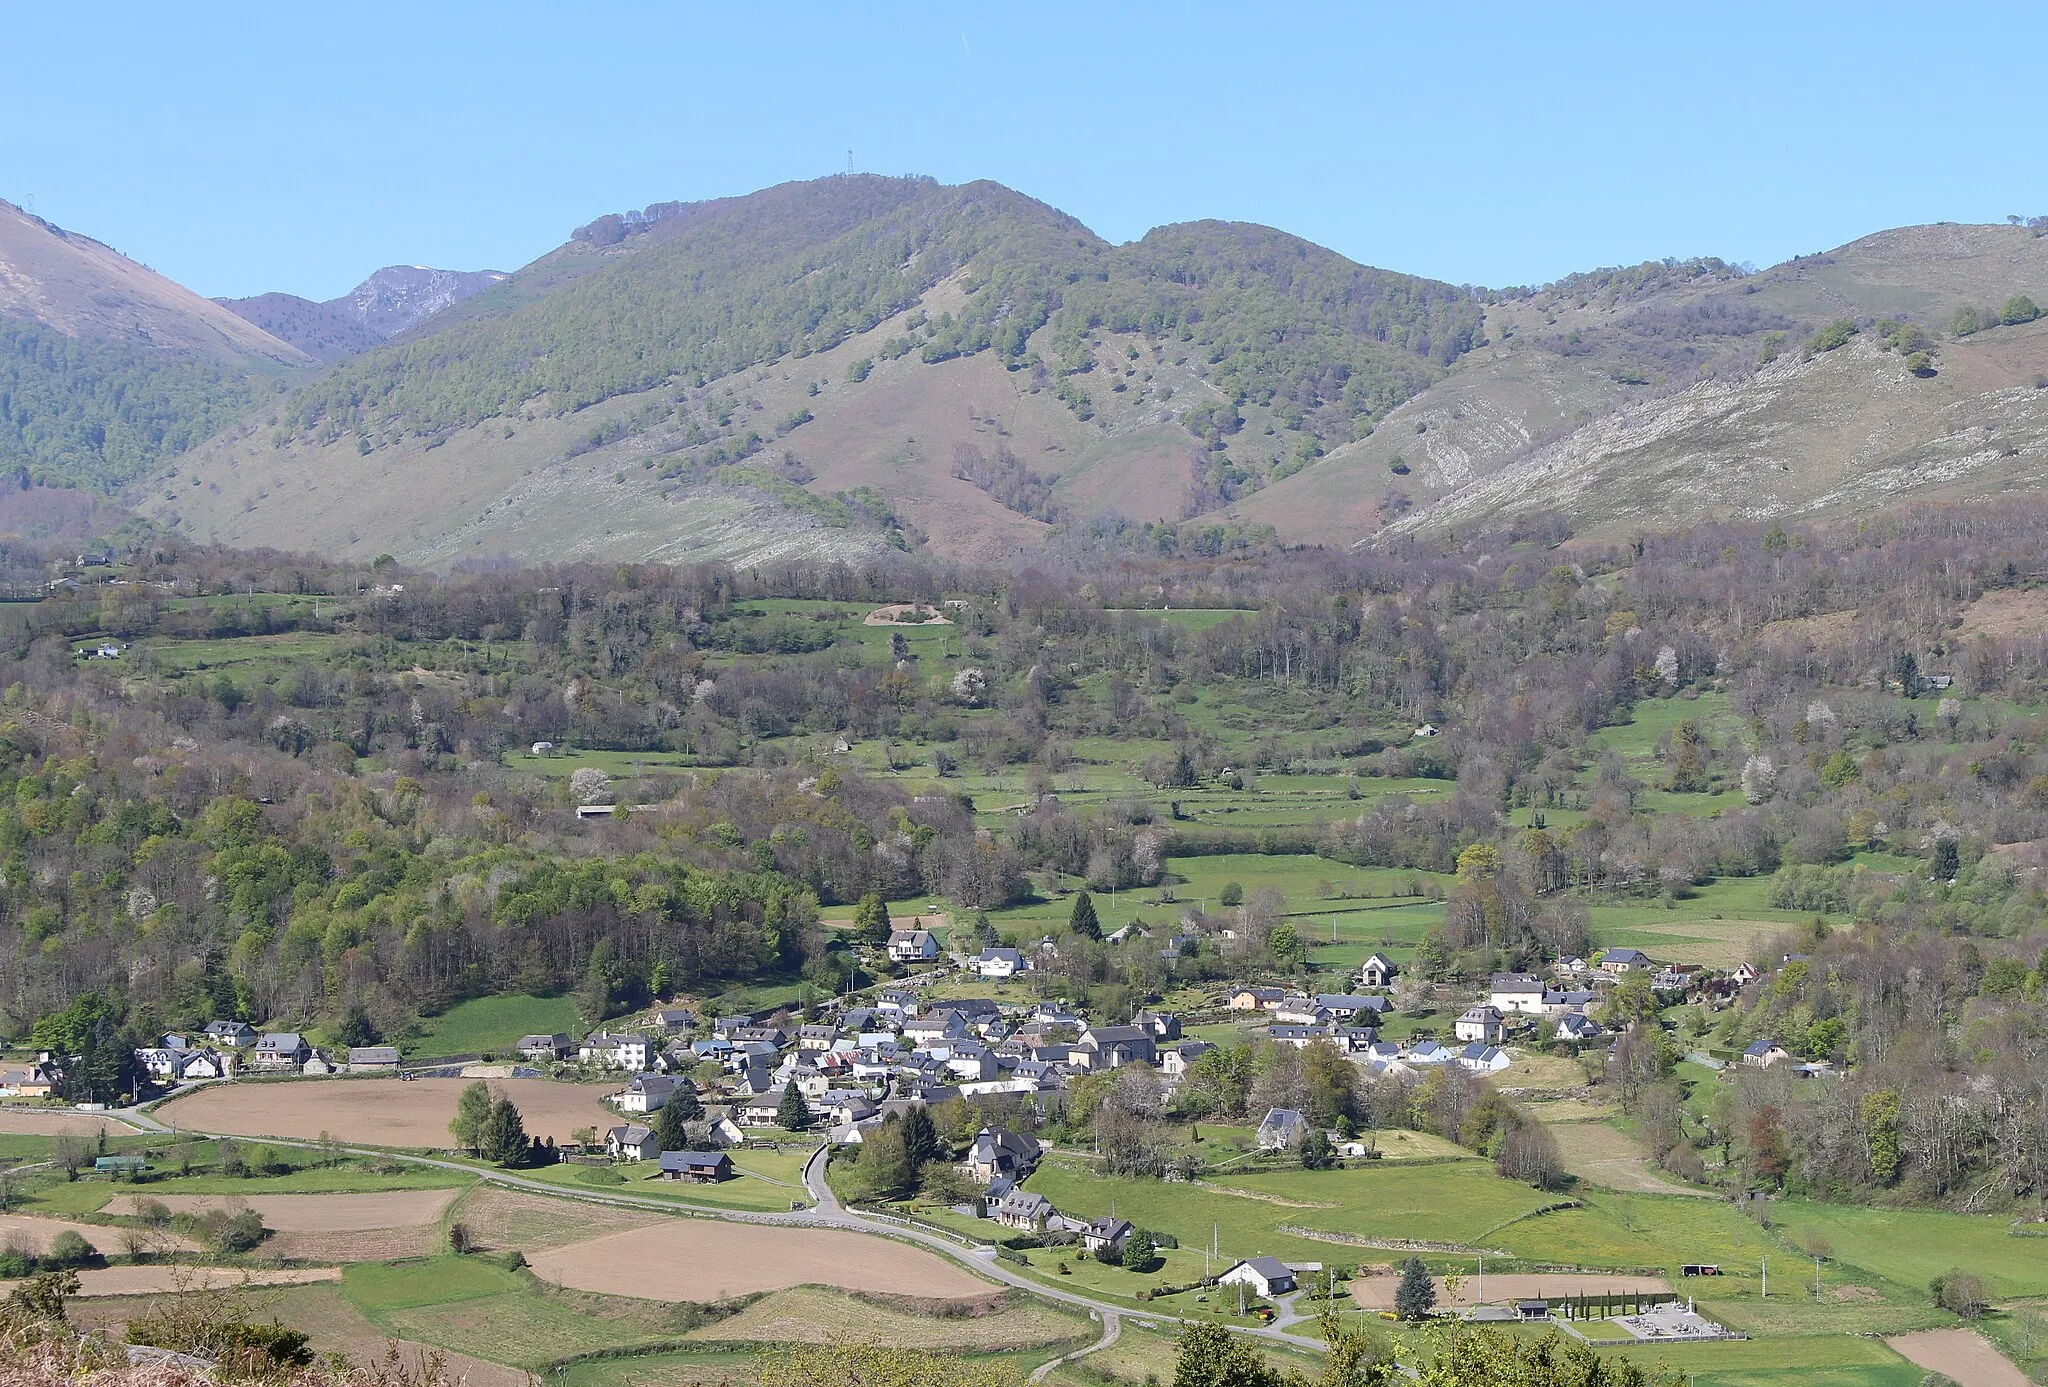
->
2001, 295, 2040, 326
45, 1231, 95, 1268
213, 1210, 265, 1254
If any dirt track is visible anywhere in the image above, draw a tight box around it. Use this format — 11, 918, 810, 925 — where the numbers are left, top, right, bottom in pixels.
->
1885, 1329, 2032, 1387
101, 1189, 460, 1231
530, 1219, 992, 1301
158, 1077, 618, 1148
1351, 1272, 1671, 1309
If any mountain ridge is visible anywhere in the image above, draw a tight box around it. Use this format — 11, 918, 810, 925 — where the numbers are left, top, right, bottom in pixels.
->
216, 264, 509, 363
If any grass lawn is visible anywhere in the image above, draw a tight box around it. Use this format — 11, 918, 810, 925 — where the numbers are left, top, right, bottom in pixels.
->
1598, 1333, 1919, 1387
405, 994, 582, 1059
343, 1255, 525, 1312
22, 1162, 471, 1217
512, 1149, 812, 1213
1767, 1201, 2048, 1300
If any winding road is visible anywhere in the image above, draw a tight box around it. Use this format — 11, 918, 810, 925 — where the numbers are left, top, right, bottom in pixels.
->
114, 1093, 1330, 1374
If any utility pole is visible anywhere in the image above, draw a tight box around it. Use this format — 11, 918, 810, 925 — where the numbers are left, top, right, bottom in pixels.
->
1815, 1256, 1822, 1301
1761, 1256, 1767, 1299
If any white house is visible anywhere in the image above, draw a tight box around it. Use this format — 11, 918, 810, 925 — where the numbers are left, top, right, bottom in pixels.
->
606, 1123, 661, 1161
251, 1032, 310, 1071
581, 1032, 654, 1071
971, 947, 1028, 979
1219, 1257, 1297, 1298
1599, 948, 1653, 973
1453, 1005, 1504, 1043
1742, 1039, 1791, 1069
1456, 1043, 1511, 1073
1488, 973, 1548, 1015
1555, 1013, 1604, 1044
1357, 953, 1399, 990
614, 1073, 680, 1113
1257, 1108, 1311, 1151
888, 929, 939, 963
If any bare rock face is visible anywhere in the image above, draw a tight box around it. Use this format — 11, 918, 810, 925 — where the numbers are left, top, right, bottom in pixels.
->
216, 265, 507, 360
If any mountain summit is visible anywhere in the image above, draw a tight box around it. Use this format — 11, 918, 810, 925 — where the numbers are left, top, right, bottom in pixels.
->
218, 264, 508, 363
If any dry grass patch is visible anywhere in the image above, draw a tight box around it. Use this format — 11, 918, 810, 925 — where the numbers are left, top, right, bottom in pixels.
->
449, 1186, 657, 1253
0, 1213, 199, 1255
101, 1189, 460, 1232
159, 1077, 618, 1147
1885, 1328, 2033, 1387
688, 1286, 1081, 1350
0, 1110, 140, 1137
530, 1221, 991, 1301
1546, 1121, 1714, 1198
2, 1266, 340, 1297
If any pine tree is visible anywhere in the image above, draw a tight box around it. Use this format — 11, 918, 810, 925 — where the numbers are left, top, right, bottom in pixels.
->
900, 1104, 938, 1170
654, 1094, 694, 1151
479, 1095, 528, 1166
853, 892, 892, 946
1394, 1256, 1436, 1320
777, 1080, 812, 1132
1069, 891, 1101, 940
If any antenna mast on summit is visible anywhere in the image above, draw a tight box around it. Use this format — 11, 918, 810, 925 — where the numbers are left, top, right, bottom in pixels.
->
846, 150, 854, 175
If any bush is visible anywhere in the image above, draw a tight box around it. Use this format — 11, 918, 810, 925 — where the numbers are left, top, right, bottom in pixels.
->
1930, 1268, 1986, 1319
2001, 295, 2040, 326
213, 1210, 265, 1254
45, 1231, 95, 1268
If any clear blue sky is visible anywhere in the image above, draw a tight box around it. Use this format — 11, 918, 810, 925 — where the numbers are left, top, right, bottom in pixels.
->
7, 2, 2044, 301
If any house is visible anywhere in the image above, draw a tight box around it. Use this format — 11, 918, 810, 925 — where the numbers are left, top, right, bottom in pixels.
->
1161, 1040, 1215, 1076
971, 947, 1028, 979
796, 1025, 841, 1052
1079, 1217, 1133, 1256
1257, 1108, 1311, 1151
251, 1032, 310, 1071
518, 1033, 573, 1061
704, 1116, 746, 1148
204, 1020, 257, 1048
606, 1124, 661, 1161
301, 1053, 338, 1076
736, 1092, 787, 1127
1318, 991, 1384, 1024
1453, 1006, 1504, 1043
994, 1188, 1056, 1231
966, 1126, 1043, 1182
1489, 974, 1548, 1015
1456, 1044, 1511, 1073
657, 1150, 733, 1183
1219, 1257, 1297, 1299
1599, 948, 1652, 973
530, 741, 555, 756
1731, 962, 1761, 986
903, 1011, 969, 1045
1651, 967, 1700, 992
1556, 956, 1591, 975
615, 1073, 679, 1113
1357, 953, 1399, 990
1228, 986, 1286, 1012
1266, 1024, 1331, 1050
888, 929, 939, 963
134, 1048, 182, 1082
1742, 1039, 1791, 1070
1132, 1009, 1181, 1042
0, 1062, 57, 1098
176, 1050, 228, 1080
580, 1032, 654, 1071
1336, 1026, 1381, 1052
1074, 1025, 1156, 1070
648, 1008, 696, 1032
347, 1046, 401, 1074
1555, 1013, 1604, 1044
1406, 1040, 1452, 1066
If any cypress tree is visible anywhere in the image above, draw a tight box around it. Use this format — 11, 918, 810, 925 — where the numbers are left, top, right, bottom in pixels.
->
776, 1080, 812, 1131
1069, 891, 1100, 940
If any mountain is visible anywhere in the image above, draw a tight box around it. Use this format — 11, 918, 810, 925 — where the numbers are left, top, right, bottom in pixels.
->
139, 178, 2048, 565
151, 175, 1483, 564
0, 198, 312, 493
217, 265, 509, 363
1233, 223, 2048, 543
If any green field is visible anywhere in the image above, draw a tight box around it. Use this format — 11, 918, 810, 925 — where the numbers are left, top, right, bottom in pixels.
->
405, 993, 582, 1059
343, 1257, 682, 1370
512, 1147, 812, 1212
